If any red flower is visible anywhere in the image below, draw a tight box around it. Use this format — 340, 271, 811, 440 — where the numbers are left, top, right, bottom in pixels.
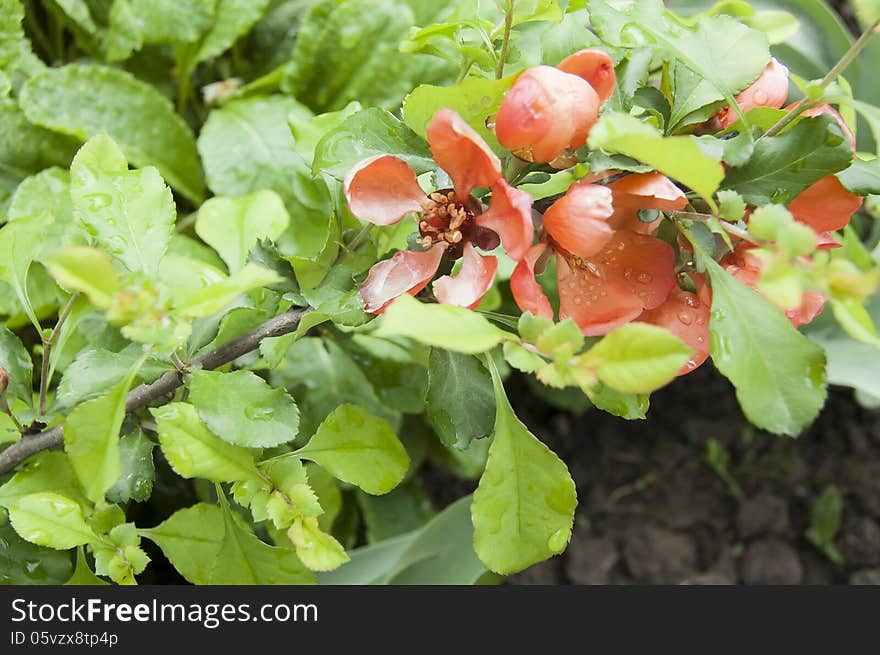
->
606, 172, 689, 234
345, 110, 533, 313
511, 181, 677, 336
640, 278, 712, 375
495, 49, 615, 165
722, 244, 826, 327
711, 57, 790, 130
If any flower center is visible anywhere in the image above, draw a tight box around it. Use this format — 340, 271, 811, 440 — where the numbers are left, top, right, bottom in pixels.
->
416, 190, 477, 249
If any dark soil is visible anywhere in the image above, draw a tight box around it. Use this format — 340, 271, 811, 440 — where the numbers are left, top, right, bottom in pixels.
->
424, 364, 880, 585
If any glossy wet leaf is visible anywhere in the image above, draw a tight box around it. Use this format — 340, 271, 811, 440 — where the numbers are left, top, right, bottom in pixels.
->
105, 0, 215, 61
106, 430, 155, 504
174, 264, 281, 318
64, 547, 109, 586
425, 349, 495, 450
6, 492, 99, 549
0, 452, 88, 509
295, 404, 409, 495
471, 361, 577, 574
20, 64, 204, 203
189, 369, 300, 448
0, 522, 74, 585
151, 402, 262, 483
287, 515, 349, 572
194, 0, 272, 64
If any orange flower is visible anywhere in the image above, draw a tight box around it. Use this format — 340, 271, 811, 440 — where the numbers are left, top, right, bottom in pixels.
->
495, 49, 615, 165
711, 57, 789, 130
345, 110, 533, 313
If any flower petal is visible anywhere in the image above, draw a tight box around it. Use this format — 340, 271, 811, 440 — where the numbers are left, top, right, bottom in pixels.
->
639, 285, 711, 375
557, 256, 643, 336
598, 231, 677, 310
607, 172, 688, 233
786, 291, 827, 328
495, 66, 600, 164
475, 180, 535, 261
432, 242, 498, 309
510, 243, 554, 319
715, 57, 789, 129
556, 48, 616, 104
788, 175, 862, 233
542, 184, 614, 258
344, 155, 426, 226
426, 109, 501, 200
359, 245, 445, 313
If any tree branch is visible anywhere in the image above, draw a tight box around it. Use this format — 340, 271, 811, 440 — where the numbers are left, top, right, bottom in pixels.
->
0, 308, 309, 475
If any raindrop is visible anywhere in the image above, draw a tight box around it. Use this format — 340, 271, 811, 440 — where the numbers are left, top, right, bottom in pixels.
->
678, 312, 693, 325
637, 272, 653, 284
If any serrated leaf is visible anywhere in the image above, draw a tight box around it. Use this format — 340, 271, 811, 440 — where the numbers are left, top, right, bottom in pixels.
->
584, 322, 692, 394
20, 64, 204, 203
375, 294, 515, 354
64, 356, 142, 504
43, 247, 120, 308
425, 349, 495, 450
188, 369, 300, 448
295, 404, 409, 495
105, 0, 215, 61
151, 402, 262, 483
195, 190, 290, 273
694, 238, 827, 435
175, 264, 281, 318
6, 492, 99, 549
0, 451, 88, 509
106, 430, 155, 504
194, 0, 271, 64
722, 115, 854, 205
471, 360, 576, 574
287, 515, 349, 571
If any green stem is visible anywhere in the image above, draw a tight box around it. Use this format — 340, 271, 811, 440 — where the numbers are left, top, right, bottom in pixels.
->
495, 0, 515, 79
671, 211, 759, 246
763, 19, 880, 139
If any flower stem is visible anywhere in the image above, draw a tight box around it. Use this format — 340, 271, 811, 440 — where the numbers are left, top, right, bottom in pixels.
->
495, 0, 515, 79
38, 293, 79, 416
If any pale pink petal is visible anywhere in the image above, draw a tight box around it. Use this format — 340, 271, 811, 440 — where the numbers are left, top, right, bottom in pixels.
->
432, 242, 498, 309
475, 180, 534, 261
788, 175, 862, 233
359, 244, 445, 313
557, 48, 616, 104
542, 184, 614, 258
426, 109, 501, 201
639, 285, 711, 375
344, 155, 425, 225
607, 172, 688, 234
510, 243, 554, 319
715, 57, 789, 129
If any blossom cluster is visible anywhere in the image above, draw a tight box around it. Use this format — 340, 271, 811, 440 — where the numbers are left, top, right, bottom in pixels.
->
343, 51, 860, 376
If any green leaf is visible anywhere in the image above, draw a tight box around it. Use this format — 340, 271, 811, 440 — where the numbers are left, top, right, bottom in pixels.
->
8, 167, 72, 223
0, 98, 78, 210
64, 358, 142, 503
375, 294, 515, 354
281, 0, 449, 112
313, 107, 434, 180
105, 0, 215, 61
0, 0, 24, 75
6, 492, 99, 549
319, 495, 490, 585
357, 481, 435, 543
402, 75, 516, 155
0, 213, 55, 329
0, 522, 74, 585
425, 348, 495, 450
175, 264, 281, 318
836, 156, 880, 196
806, 484, 844, 565
151, 402, 262, 483
43, 247, 119, 308
471, 359, 577, 574
586, 383, 649, 420
195, 190, 290, 273
295, 404, 409, 495
287, 515, 349, 571
19, 64, 204, 203
692, 234, 827, 435
106, 430, 155, 504
67, 135, 175, 275
198, 96, 332, 263
717, 189, 746, 221
0, 326, 32, 406
194, 0, 271, 64
589, 112, 725, 208
583, 322, 692, 393
722, 115, 854, 205
188, 369, 300, 448
0, 452, 88, 509
139, 503, 223, 584
211, 493, 314, 583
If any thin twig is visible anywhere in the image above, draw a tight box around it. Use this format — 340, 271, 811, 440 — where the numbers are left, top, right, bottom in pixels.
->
0, 308, 309, 475
38, 294, 79, 416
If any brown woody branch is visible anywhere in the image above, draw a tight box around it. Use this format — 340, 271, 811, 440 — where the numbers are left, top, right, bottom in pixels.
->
0, 308, 309, 475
